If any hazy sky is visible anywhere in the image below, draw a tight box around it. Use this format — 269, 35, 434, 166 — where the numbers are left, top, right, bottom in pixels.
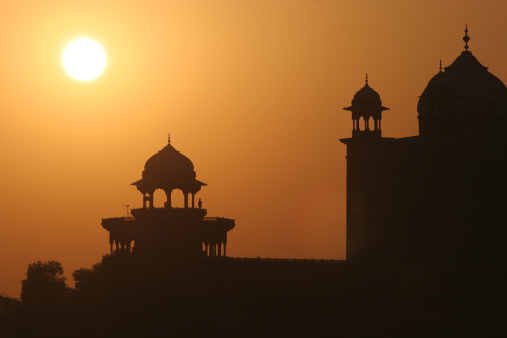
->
1, 0, 506, 297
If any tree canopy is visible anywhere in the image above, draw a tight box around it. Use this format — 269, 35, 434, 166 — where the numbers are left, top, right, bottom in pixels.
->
21, 260, 68, 305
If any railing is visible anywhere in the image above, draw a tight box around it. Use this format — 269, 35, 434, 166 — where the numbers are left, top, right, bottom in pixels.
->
203, 217, 234, 222
224, 257, 346, 264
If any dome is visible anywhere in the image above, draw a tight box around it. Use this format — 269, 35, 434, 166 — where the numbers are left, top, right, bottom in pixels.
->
142, 139, 195, 182
131, 136, 206, 203
418, 51, 507, 116
353, 83, 382, 104
343, 76, 389, 113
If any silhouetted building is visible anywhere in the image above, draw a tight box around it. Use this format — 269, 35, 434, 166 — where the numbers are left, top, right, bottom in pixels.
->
102, 135, 235, 257
340, 28, 507, 281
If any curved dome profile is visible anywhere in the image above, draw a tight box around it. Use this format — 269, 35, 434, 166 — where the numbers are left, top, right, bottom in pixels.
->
417, 27, 507, 136
352, 83, 382, 104
131, 136, 206, 196
418, 51, 507, 117
143, 141, 195, 182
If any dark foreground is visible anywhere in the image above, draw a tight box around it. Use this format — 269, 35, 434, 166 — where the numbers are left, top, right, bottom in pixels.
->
1, 254, 506, 337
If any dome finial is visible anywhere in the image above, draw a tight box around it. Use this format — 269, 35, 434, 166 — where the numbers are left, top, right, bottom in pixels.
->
365, 73, 368, 85
168, 133, 171, 144
439, 59, 442, 73
463, 23, 470, 51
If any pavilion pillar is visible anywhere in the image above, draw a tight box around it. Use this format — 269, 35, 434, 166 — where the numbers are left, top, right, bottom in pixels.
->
224, 243, 227, 257
191, 193, 195, 208
165, 190, 172, 208
218, 243, 222, 257
148, 193, 154, 208
143, 193, 148, 209
184, 193, 189, 209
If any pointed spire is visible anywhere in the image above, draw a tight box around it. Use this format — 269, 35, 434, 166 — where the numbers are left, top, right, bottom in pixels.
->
365, 73, 368, 86
463, 24, 470, 51
439, 59, 442, 73
168, 133, 171, 144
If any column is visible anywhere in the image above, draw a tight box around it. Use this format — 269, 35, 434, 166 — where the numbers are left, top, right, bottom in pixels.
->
191, 193, 195, 208
224, 243, 227, 257
184, 192, 189, 209
165, 190, 172, 208
218, 243, 222, 257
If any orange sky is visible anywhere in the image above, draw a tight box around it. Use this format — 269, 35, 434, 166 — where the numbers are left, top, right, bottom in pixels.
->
1, 0, 506, 297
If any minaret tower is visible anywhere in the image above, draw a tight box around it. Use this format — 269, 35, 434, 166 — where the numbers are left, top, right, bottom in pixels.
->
343, 74, 390, 140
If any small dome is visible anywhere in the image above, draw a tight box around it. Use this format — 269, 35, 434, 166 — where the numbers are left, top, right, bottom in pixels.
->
131, 136, 206, 196
343, 76, 389, 112
353, 83, 382, 104
143, 141, 195, 182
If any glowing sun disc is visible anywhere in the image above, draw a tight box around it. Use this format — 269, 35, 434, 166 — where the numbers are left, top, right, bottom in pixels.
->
63, 39, 106, 81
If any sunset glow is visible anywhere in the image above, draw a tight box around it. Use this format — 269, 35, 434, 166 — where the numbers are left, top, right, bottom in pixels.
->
63, 39, 106, 81
0, 0, 506, 299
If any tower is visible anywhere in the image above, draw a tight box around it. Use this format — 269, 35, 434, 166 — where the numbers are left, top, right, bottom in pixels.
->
340, 26, 507, 284
340, 76, 392, 261
417, 26, 507, 136
343, 74, 390, 140
102, 136, 235, 258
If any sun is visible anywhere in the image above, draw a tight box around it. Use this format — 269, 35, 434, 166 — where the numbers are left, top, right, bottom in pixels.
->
63, 39, 106, 81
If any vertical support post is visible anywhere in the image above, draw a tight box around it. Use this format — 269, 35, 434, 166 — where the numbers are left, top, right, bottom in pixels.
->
184, 192, 189, 209
224, 243, 227, 257
192, 193, 195, 208
166, 190, 172, 209
218, 243, 222, 257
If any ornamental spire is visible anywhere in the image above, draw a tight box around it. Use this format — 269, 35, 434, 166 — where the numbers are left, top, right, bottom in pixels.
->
365, 73, 368, 85
168, 133, 171, 144
463, 24, 470, 51
439, 59, 442, 73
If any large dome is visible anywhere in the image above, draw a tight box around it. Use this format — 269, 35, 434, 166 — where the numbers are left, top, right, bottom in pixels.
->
418, 51, 507, 117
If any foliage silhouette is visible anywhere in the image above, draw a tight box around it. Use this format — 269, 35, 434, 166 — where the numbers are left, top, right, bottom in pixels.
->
21, 260, 68, 306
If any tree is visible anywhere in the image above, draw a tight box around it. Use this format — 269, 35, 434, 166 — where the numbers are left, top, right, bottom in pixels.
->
21, 260, 68, 305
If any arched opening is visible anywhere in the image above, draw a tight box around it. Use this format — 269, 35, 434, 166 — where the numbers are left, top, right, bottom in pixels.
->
152, 189, 167, 208
170, 189, 185, 208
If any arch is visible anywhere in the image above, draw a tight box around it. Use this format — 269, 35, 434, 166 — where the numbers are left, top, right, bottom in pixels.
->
152, 189, 167, 208
170, 189, 185, 208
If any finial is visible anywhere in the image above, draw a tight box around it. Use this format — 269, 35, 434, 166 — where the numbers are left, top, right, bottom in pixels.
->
365, 73, 368, 85
439, 59, 442, 72
168, 133, 171, 144
463, 24, 470, 51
